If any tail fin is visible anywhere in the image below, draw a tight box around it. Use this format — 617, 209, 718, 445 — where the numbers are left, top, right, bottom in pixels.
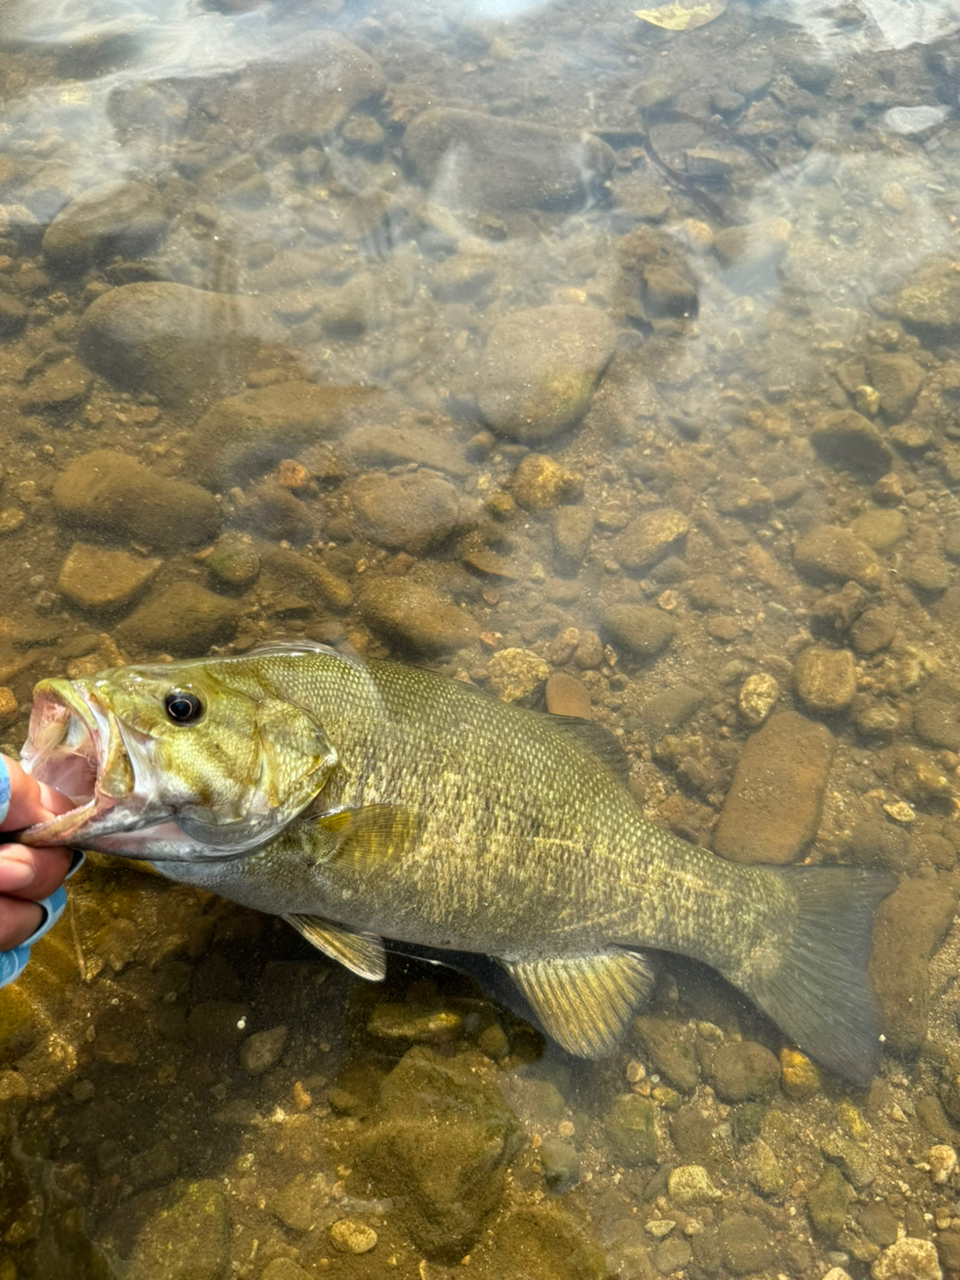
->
745, 866, 895, 1085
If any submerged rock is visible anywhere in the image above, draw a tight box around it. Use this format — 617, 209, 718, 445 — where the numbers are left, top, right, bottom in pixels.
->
404, 107, 613, 212
118, 582, 239, 655
358, 578, 478, 654
476, 305, 617, 441
42, 179, 167, 275
53, 449, 221, 552
189, 381, 375, 490
57, 542, 160, 614
713, 710, 835, 863
348, 471, 464, 553
359, 1046, 520, 1259
78, 282, 262, 406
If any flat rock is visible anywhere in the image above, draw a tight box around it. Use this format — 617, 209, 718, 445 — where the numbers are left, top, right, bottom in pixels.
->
866, 353, 925, 419
341, 421, 471, 478
359, 578, 478, 654
359, 1046, 519, 1258
614, 507, 690, 573
57, 542, 160, 614
601, 604, 676, 660
712, 710, 835, 864
118, 581, 239, 655
78, 282, 262, 406
189, 381, 375, 490
872, 875, 959, 1056
893, 256, 960, 333
20, 358, 92, 412
42, 179, 167, 274
793, 645, 857, 714
477, 305, 617, 441
218, 32, 385, 145
404, 107, 613, 212
793, 525, 882, 589
811, 410, 892, 478
121, 1180, 229, 1280
348, 472, 464, 554
53, 449, 221, 552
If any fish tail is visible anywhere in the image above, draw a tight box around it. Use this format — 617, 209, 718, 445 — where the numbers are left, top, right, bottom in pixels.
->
742, 865, 894, 1085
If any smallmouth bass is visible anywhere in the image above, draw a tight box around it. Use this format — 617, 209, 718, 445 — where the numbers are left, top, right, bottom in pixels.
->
20, 641, 893, 1082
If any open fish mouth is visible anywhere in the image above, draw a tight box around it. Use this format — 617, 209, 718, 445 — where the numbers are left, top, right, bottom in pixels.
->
19, 679, 133, 845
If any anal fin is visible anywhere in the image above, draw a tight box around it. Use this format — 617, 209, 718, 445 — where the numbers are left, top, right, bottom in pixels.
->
501, 950, 655, 1058
284, 913, 386, 980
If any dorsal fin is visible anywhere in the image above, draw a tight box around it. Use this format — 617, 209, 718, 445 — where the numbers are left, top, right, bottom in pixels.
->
550, 716, 632, 785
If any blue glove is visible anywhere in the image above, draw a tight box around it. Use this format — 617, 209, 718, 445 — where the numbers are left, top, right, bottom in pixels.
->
0, 758, 83, 989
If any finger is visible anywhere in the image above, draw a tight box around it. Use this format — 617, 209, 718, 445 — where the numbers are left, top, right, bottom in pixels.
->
0, 896, 45, 951
2, 755, 74, 830
0, 845, 74, 898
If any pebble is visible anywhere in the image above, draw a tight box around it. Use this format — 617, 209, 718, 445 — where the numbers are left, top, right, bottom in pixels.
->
613, 508, 689, 573
738, 672, 779, 725
539, 1140, 580, 1192
0, 687, 17, 729
601, 604, 676, 660
205, 534, 261, 590
57, 542, 160, 613
871, 1235, 943, 1279
486, 648, 550, 701
329, 1218, 378, 1254
718, 1211, 774, 1275
713, 710, 835, 863
367, 1003, 463, 1044
54, 449, 221, 552
806, 1162, 854, 1239
814, 582, 868, 636
545, 672, 591, 718
903, 553, 950, 594
510, 454, 583, 511
793, 524, 882, 589
20, 358, 92, 413
358, 578, 479, 654
866, 353, 925, 418
78, 282, 260, 406
822, 1132, 877, 1188
261, 1260, 311, 1280
893, 256, 960, 333
0, 508, 25, 534
882, 104, 949, 135
553, 506, 594, 569
640, 685, 704, 739
239, 1025, 288, 1076
476, 305, 617, 441
666, 1164, 721, 1205
811, 409, 892, 476
850, 507, 908, 551
604, 1094, 659, 1166
741, 1138, 784, 1195
348, 471, 464, 554
702, 1040, 780, 1102
780, 1046, 821, 1099
793, 645, 857, 714
850, 607, 896, 654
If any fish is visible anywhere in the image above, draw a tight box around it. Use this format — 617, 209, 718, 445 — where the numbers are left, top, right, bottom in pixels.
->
19, 640, 894, 1083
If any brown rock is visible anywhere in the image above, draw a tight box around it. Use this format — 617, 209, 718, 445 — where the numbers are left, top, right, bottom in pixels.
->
713, 711, 835, 864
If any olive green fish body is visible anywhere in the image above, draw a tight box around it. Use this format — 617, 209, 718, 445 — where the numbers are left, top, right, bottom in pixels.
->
21, 644, 894, 1082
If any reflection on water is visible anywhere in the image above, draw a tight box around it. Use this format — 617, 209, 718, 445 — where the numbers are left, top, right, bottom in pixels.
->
3, 0, 960, 1276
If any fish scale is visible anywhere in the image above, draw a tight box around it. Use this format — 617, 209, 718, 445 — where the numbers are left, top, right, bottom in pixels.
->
20, 641, 894, 1082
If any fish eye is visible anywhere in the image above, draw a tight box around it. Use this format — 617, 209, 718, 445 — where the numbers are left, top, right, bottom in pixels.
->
164, 690, 204, 724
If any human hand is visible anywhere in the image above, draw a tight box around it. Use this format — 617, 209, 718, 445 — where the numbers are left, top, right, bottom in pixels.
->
0, 754, 75, 955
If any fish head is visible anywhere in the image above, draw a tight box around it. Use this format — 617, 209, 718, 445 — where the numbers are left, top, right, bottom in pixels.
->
20, 658, 339, 860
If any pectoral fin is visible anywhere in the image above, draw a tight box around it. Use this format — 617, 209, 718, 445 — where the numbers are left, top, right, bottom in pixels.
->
283, 914, 386, 980
309, 803, 423, 871
501, 950, 655, 1057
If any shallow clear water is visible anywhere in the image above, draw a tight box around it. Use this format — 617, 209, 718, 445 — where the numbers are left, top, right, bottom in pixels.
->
4, 1, 960, 1277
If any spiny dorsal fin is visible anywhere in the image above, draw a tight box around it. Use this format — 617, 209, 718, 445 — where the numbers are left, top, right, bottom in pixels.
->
283, 914, 386, 980
311, 803, 423, 871
501, 950, 655, 1057
550, 716, 632, 785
